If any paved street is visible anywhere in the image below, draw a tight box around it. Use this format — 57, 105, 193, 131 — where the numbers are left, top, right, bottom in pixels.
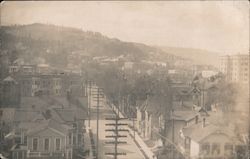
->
88, 103, 145, 159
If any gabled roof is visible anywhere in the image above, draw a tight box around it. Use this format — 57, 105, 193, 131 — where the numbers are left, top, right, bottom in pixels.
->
2, 76, 18, 84
13, 110, 45, 122
18, 122, 40, 130
182, 122, 240, 144
26, 119, 72, 136
197, 107, 209, 117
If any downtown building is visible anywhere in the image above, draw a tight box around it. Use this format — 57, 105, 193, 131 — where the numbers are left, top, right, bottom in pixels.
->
219, 54, 249, 84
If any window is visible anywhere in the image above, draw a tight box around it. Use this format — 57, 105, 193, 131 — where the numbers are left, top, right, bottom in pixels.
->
13, 152, 18, 159
185, 137, 190, 149
44, 138, 49, 151
69, 133, 72, 145
73, 136, 76, 145
68, 151, 72, 159
201, 143, 210, 155
55, 138, 61, 151
33, 138, 38, 151
24, 136, 27, 145
224, 143, 233, 156
211, 143, 220, 155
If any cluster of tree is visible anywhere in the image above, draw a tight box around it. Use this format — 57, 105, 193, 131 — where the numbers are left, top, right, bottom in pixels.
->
192, 73, 238, 112
82, 62, 173, 114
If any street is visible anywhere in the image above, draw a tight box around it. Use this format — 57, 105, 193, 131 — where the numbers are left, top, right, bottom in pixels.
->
88, 102, 145, 159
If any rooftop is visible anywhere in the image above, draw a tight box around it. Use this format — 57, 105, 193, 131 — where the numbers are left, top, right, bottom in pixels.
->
2, 76, 18, 84
26, 119, 72, 136
172, 110, 198, 121
13, 109, 45, 122
182, 122, 241, 144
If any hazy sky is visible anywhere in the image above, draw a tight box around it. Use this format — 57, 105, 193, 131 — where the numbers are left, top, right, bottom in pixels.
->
1, 1, 249, 54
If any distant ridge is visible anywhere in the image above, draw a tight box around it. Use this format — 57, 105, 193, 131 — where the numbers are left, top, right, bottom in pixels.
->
1, 23, 219, 67
158, 46, 220, 67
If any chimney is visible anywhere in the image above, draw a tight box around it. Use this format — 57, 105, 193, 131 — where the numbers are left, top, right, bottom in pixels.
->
202, 118, 206, 128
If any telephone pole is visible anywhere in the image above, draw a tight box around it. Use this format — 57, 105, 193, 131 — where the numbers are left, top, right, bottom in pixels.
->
91, 87, 104, 159
87, 80, 93, 127
105, 115, 128, 159
171, 109, 175, 159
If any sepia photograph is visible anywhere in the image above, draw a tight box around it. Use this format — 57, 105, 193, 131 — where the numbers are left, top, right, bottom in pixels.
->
0, 1, 249, 159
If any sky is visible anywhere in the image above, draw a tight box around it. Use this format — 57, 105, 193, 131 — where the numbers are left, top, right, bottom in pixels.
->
1, 1, 249, 54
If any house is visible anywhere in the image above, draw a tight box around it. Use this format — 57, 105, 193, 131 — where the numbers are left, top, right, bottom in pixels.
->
165, 110, 199, 145
17, 75, 40, 97
9, 103, 87, 159
11, 119, 76, 159
180, 118, 246, 159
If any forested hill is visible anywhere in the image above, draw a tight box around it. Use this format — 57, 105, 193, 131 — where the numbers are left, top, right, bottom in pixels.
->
1, 23, 218, 69
0, 23, 177, 64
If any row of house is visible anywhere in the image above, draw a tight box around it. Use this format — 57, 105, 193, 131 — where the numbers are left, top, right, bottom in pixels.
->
0, 73, 86, 108
135, 83, 247, 159
0, 96, 88, 159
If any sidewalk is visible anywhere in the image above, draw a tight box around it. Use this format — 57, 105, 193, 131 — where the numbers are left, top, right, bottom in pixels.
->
111, 104, 156, 159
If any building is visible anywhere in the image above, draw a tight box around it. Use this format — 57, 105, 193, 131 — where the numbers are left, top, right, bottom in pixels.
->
180, 119, 246, 159
166, 110, 199, 145
9, 64, 37, 75
17, 75, 63, 97
0, 76, 21, 108
37, 64, 50, 74
219, 54, 249, 84
9, 105, 87, 159
11, 119, 76, 159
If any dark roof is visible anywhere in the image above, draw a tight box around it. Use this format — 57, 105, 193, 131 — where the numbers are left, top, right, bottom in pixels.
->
77, 97, 88, 110
52, 97, 71, 108
53, 107, 87, 122
13, 110, 45, 122
20, 97, 49, 110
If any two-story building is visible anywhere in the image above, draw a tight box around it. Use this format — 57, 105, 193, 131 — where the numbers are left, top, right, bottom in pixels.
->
0, 76, 21, 108
11, 119, 75, 159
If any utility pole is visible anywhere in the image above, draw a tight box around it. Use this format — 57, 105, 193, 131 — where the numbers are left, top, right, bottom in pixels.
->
105, 115, 128, 159
171, 109, 175, 159
91, 87, 104, 159
88, 80, 92, 127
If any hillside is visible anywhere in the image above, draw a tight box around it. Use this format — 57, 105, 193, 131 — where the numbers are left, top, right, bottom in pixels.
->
0, 23, 219, 70
0, 23, 169, 63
